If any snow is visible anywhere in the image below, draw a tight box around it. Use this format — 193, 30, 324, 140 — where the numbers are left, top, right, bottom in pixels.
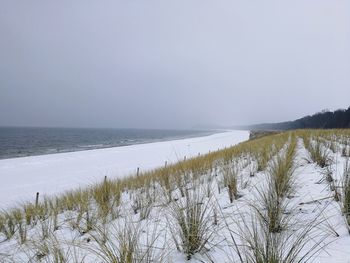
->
0, 130, 249, 209
293, 142, 350, 263
2, 131, 350, 262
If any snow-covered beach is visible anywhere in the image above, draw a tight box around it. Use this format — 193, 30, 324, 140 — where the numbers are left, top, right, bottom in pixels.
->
1, 130, 350, 262
0, 130, 249, 209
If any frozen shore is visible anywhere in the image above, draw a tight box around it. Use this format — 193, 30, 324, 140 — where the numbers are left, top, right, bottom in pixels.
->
0, 130, 249, 208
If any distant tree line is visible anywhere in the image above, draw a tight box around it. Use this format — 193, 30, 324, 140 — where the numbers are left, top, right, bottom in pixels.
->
248, 106, 350, 130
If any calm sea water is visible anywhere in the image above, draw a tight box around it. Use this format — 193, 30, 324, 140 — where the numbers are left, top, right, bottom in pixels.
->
0, 127, 212, 160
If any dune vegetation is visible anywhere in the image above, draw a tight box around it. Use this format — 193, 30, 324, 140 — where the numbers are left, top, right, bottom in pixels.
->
1, 129, 350, 262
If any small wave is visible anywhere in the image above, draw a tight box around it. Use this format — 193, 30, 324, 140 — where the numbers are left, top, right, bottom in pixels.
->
78, 144, 105, 148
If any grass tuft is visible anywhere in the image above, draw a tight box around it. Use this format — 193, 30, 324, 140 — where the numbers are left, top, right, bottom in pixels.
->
168, 187, 216, 260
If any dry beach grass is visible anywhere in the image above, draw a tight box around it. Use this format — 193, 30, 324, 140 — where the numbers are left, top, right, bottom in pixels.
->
1, 129, 350, 262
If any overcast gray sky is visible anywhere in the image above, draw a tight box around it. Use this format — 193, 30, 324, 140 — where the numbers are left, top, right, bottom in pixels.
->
0, 0, 349, 129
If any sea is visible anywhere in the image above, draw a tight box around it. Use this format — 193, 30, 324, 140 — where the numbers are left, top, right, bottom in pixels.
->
0, 127, 212, 160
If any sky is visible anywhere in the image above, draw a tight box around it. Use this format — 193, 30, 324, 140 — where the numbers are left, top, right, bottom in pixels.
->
0, 0, 349, 129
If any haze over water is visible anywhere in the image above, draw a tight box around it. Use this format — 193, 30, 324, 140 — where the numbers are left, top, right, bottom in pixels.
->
0, 127, 211, 159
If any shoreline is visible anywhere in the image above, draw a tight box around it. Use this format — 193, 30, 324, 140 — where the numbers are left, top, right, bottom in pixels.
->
0, 127, 218, 161
0, 130, 249, 208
